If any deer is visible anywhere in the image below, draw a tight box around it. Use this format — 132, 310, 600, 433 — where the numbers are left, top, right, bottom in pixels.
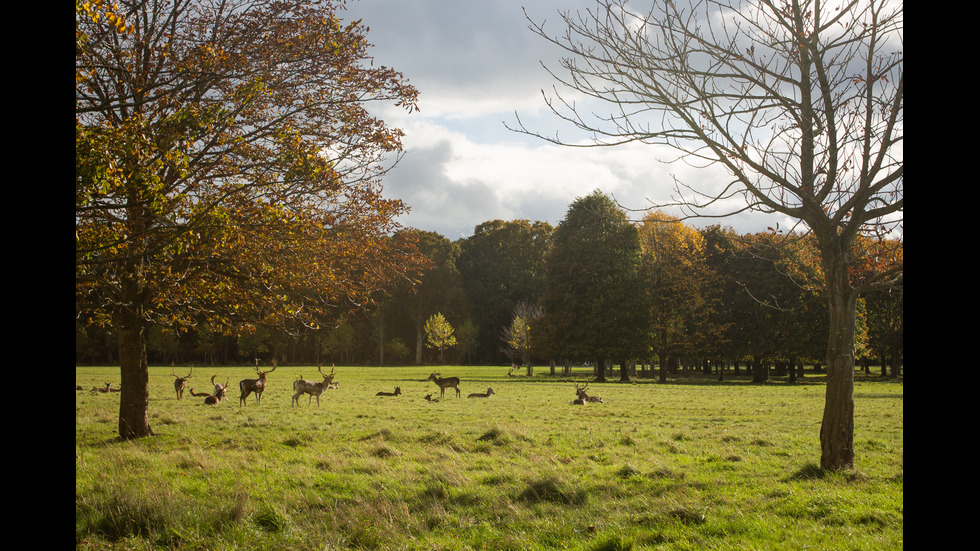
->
571, 396, 588, 406
467, 387, 495, 398
239, 358, 277, 406
424, 393, 439, 402
190, 375, 229, 405
427, 373, 460, 398
171, 363, 193, 400
292, 365, 335, 407
90, 382, 112, 393
375, 386, 402, 397
575, 382, 604, 403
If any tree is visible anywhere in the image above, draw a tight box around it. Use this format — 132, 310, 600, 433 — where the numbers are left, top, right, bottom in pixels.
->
518, 0, 902, 470
538, 191, 648, 381
76, 0, 425, 439
424, 313, 457, 363
501, 301, 543, 375
388, 230, 462, 364
457, 220, 553, 364
638, 211, 720, 382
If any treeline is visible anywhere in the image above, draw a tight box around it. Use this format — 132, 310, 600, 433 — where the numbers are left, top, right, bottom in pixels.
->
75, 192, 903, 377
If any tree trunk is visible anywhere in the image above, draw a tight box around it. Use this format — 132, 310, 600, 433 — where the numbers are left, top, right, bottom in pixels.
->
819, 264, 857, 471
114, 295, 153, 440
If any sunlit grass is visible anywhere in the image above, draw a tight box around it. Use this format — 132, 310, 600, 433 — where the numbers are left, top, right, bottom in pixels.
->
76, 364, 902, 550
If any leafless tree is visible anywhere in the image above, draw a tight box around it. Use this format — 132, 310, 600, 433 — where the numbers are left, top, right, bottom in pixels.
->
514, 0, 902, 471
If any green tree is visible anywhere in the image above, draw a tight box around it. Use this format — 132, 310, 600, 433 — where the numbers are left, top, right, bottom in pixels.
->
538, 191, 648, 381
519, 0, 902, 470
424, 313, 457, 363
458, 220, 553, 364
76, 0, 424, 438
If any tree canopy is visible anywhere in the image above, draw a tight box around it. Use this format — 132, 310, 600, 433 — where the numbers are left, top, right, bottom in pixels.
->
76, 0, 425, 439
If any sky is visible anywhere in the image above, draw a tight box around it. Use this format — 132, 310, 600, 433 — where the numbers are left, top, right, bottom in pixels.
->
342, 0, 790, 240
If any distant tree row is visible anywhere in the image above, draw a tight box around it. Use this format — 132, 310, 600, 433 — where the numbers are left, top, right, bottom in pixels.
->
76, 191, 902, 377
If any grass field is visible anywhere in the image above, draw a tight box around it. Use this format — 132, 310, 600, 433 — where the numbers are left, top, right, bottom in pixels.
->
75, 364, 903, 550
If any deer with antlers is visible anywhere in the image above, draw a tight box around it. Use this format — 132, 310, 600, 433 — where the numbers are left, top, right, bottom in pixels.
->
427, 373, 461, 398
467, 387, 495, 399
171, 363, 193, 400
292, 365, 335, 407
190, 375, 229, 405
375, 386, 402, 397
575, 382, 604, 404
239, 359, 277, 406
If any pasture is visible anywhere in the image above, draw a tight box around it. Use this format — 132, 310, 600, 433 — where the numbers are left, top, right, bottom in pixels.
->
76, 365, 903, 550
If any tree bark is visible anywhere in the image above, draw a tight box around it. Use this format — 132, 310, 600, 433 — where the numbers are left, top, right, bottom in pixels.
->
114, 289, 153, 439
819, 261, 857, 470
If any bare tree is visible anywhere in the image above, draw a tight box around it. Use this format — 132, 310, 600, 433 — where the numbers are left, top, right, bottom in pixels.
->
514, 0, 902, 470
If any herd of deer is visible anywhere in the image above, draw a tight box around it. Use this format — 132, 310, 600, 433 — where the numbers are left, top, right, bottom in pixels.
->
80, 365, 607, 407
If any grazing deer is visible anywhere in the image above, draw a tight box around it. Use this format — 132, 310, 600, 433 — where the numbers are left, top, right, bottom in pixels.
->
467, 387, 495, 398
239, 359, 277, 406
292, 365, 335, 407
375, 386, 402, 397
171, 363, 193, 400
575, 382, 604, 403
427, 373, 460, 398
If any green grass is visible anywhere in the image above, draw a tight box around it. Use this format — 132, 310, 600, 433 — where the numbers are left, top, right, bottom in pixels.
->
76, 364, 903, 550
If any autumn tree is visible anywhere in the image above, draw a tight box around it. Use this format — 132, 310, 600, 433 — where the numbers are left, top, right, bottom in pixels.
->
424, 313, 457, 363
638, 211, 720, 382
501, 301, 543, 375
518, 0, 902, 470
76, 0, 425, 439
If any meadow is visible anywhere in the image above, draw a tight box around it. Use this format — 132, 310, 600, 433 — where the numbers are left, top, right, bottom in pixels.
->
75, 364, 903, 550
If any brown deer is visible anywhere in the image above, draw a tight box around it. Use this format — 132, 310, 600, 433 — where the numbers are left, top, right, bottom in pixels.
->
375, 386, 402, 397
571, 396, 588, 405
292, 365, 335, 407
188, 375, 228, 405
467, 387, 495, 398
424, 393, 439, 402
171, 363, 193, 400
239, 359, 277, 406
427, 373, 460, 398
90, 382, 112, 393
575, 382, 603, 403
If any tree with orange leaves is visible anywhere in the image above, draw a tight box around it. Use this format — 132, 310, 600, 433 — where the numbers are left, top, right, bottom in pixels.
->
76, 0, 425, 439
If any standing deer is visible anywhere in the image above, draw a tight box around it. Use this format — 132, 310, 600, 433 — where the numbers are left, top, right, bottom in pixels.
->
292, 365, 335, 407
375, 386, 402, 396
239, 359, 277, 406
171, 363, 193, 400
427, 373, 460, 398
575, 382, 603, 403
467, 387, 495, 398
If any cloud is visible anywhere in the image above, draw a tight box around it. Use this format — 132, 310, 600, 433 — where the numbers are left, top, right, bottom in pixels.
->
346, 0, 788, 239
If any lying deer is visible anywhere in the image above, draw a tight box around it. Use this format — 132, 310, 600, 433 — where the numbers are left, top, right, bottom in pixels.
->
467, 387, 495, 398
171, 363, 193, 400
292, 365, 335, 407
427, 373, 460, 398
90, 382, 112, 393
571, 396, 588, 405
190, 375, 229, 405
575, 382, 604, 403
239, 359, 277, 406
375, 386, 402, 397
424, 393, 439, 402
